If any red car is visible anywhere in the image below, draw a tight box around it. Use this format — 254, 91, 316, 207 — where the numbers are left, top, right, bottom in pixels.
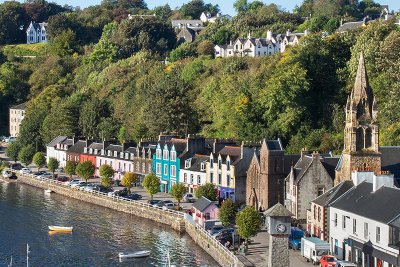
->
320, 255, 337, 267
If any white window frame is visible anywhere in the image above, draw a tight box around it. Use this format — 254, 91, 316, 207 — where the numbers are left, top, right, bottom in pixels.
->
171, 165, 176, 177
163, 150, 169, 160
376, 226, 380, 243
164, 164, 168, 176
171, 151, 176, 161
156, 149, 161, 159
353, 219, 357, 234
156, 163, 161, 174
364, 222, 369, 239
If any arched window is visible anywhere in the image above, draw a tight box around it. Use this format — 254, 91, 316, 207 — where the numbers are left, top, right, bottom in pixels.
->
314, 205, 317, 220
365, 128, 372, 148
318, 207, 321, 222
356, 127, 364, 150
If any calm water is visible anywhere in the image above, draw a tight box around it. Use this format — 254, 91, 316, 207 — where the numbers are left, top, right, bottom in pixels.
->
0, 181, 218, 267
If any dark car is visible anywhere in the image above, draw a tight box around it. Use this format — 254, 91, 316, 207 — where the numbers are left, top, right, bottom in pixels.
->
33, 171, 46, 176
56, 176, 69, 182
148, 200, 161, 206
111, 188, 129, 197
10, 163, 22, 170
124, 193, 142, 200
9, 172, 17, 180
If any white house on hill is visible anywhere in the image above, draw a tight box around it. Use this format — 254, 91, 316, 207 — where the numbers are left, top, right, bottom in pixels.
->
26, 21, 48, 44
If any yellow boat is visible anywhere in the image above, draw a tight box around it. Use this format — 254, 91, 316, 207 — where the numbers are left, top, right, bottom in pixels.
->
48, 226, 73, 232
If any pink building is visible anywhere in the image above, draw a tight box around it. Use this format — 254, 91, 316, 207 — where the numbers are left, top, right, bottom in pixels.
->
192, 196, 219, 226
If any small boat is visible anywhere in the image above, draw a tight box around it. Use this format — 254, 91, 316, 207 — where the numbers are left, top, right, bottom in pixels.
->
118, 250, 151, 259
44, 189, 53, 194
48, 226, 73, 232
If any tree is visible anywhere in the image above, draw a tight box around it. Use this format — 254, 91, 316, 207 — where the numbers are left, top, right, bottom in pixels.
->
121, 172, 138, 193
47, 157, 59, 177
219, 198, 236, 226
169, 42, 196, 62
170, 183, 186, 209
76, 160, 95, 183
64, 160, 77, 179
236, 207, 261, 247
6, 141, 21, 162
18, 144, 35, 166
99, 164, 114, 185
196, 40, 215, 57
32, 152, 45, 171
233, 0, 248, 13
180, 0, 207, 19
195, 183, 217, 201
143, 173, 160, 200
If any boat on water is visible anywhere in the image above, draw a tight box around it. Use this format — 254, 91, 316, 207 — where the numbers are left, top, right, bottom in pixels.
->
118, 250, 151, 259
48, 226, 73, 232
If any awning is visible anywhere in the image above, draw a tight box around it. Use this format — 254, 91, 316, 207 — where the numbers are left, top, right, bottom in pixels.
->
349, 238, 399, 266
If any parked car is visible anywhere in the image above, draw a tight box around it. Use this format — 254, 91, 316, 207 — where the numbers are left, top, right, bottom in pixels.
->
163, 203, 175, 210
209, 225, 225, 235
70, 180, 86, 188
148, 200, 161, 206
38, 172, 52, 179
82, 184, 97, 192
107, 188, 129, 197
213, 228, 235, 238
183, 193, 196, 202
336, 261, 356, 267
319, 255, 337, 267
19, 168, 32, 175
56, 176, 69, 182
124, 193, 142, 200
2, 170, 12, 178
65, 179, 81, 186
163, 200, 173, 205
153, 201, 165, 207
10, 163, 22, 170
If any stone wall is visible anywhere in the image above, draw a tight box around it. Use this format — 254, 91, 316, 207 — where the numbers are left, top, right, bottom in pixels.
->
16, 174, 242, 266
268, 236, 289, 267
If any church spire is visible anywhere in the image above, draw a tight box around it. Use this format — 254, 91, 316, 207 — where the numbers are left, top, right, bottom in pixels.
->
351, 52, 373, 107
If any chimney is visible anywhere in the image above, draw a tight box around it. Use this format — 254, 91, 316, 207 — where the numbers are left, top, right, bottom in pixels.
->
247, 32, 251, 39
122, 142, 125, 152
286, 29, 291, 36
229, 40, 232, 45
266, 30, 272, 40
85, 138, 88, 148
340, 18, 343, 26
373, 172, 394, 192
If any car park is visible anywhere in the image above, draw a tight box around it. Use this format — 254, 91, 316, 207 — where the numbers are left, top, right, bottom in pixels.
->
19, 168, 32, 175
319, 255, 337, 267
183, 193, 196, 202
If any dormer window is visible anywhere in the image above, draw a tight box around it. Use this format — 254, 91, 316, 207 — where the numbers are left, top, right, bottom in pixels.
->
130, 153, 134, 160
125, 153, 129, 159
226, 160, 230, 170
107, 151, 111, 156
218, 159, 222, 169
171, 151, 176, 161
185, 159, 191, 169
113, 151, 117, 157
94, 149, 98, 154
101, 149, 105, 155
156, 148, 161, 159
163, 150, 169, 160
89, 148, 93, 154
201, 162, 205, 171
120, 152, 124, 158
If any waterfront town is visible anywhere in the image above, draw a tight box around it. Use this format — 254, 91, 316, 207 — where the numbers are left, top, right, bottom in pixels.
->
0, 0, 400, 266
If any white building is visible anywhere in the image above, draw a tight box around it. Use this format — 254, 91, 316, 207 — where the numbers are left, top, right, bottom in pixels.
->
46, 136, 68, 165
329, 171, 400, 267
215, 30, 309, 58
26, 21, 48, 44
200, 12, 232, 23
180, 154, 208, 194
9, 102, 26, 137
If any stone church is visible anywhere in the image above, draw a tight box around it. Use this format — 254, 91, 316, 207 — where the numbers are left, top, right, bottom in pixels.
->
336, 53, 400, 185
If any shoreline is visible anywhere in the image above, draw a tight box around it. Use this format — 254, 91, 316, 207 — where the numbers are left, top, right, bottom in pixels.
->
12, 172, 240, 267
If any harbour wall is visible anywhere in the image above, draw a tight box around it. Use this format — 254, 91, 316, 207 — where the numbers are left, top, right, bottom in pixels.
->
15, 173, 241, 267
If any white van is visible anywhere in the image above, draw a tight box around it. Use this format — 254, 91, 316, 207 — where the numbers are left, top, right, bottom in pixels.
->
337, 261, 357, 267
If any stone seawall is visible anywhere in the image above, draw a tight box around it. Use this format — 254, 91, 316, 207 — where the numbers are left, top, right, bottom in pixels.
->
15, 174, 241, 266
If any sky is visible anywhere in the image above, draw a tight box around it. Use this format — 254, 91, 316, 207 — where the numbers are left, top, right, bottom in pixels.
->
1, 0, 399, 15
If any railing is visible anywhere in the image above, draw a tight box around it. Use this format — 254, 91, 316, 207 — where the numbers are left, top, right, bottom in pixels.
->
184, 214, 238, 266
12, 170, 184, 218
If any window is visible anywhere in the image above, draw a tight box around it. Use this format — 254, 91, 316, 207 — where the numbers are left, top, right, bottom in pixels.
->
317, 188, 324, 196
314, 205, 317, 220
334, 239, 338, 255
227, 174, 230, 187
364, 222, 369, 239
210, 157, 213, 165
185, 160, 190, 169
148, 164, 152, 173
163, 150, 169, 160
218, 159, 222, 169
197, 175, 201, 184
201, 162, 205, 171
334, 213, 338, 227
318, 207, 321, 222
142, 163, 145, 173
184, 173, 187, 183
204, 213, 210, 220
156, 163, 161, 174
190, 174, 194, 184
164, 164, 168, 176
171, 165, 176, 177
171, 151, 176, 161
342, 215, 346, 229
218, 173, 222, 185
353, 219, 357, 234
376, 227, 380, 243
156, 149, 161, 159
226, 160, 230, 171
210, 172, 214, 183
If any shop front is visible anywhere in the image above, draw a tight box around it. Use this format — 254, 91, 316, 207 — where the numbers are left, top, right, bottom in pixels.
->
217, 186, 235, 202
349, 238, 399, 267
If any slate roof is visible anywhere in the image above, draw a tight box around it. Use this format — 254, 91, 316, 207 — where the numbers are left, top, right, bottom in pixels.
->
330, 182, 400, 224
10, 102, 26, 110
291, 154, 339, 183
171, 20, 203, 28
266, 140, 282, 151
47, 136, 67, 147
106, 144, 123, 152
67, 140, 87, 154
381, 146, 400, 180
88, 142, 103, 150
187, 154, 208, 172
29, 22, 48, 31
264, 203, 293, 217
312, 180, 354, 207
218, 146, 241, 157
336, 21, 365, 32
61, 138, 73, 146
283, 154, 301, 175
193, 196, 217, 212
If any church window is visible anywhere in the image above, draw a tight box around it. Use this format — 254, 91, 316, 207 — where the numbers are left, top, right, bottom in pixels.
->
318, 207, 321, 222
356, 127, 364, 150
365, 128, 372, 148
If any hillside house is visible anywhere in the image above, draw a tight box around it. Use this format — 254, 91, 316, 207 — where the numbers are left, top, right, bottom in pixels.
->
26, 21, 48, 44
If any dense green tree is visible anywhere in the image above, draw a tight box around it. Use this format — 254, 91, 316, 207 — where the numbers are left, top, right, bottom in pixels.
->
76, 161, 95, 183
180, 0, 206, 19
0, 2, 27, 44
32, 152, 45, 171
49, 29, 77, 56
195, 183, 217, 201
219, 198, 236, 226
100, 164, 114, 186
18, 144, 35, 166
234, 0, 248, 13
89, 23, 119, 64
6, 141, 21, 162
169, 42, 196, 62
79, 98, 108, 139
121, 172, 138, 193
196, 40, 214, 57
170, 183, 186, 209
236, 207, 261, 247
65, 160, 77, 179
153, 4, 172, 21
143, 173, 160, 200
47, 157, 59, 177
